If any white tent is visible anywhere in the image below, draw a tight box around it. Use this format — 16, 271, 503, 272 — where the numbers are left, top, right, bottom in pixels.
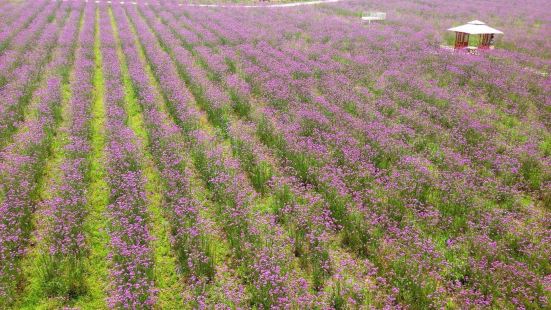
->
447, 20, 503, 35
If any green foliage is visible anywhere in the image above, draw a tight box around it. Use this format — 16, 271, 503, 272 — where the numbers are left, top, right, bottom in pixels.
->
288, 151, 317, 184
391, 258, 435, 308
257, 117, 284, 149
273, 184, 294, 214
39, 256, 87, 300
340, 212, 380, 258
291, 71, 310, 80
373, 151, 394, 170
230, 91, 252, 118
520, 157, 544, 190
540, 135, 551, 157
250, 161, 273, 194
225, 58, 237, 74
0, 41, 7, 54
310, 250, 330, 291
330, 282, 347, 309
543, 191, 551, 211
0, 75, 6, 88
192, 147, 216, 187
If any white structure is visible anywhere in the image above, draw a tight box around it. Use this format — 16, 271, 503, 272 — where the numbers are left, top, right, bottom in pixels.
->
362, 12, 386, 23
447, 20, 503, 49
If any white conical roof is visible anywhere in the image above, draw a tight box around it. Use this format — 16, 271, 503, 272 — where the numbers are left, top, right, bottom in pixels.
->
467, 20, 486, 25
448, 20, 503, 35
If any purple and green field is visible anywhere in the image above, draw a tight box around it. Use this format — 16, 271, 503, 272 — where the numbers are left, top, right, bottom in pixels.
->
0, 0, 549, 308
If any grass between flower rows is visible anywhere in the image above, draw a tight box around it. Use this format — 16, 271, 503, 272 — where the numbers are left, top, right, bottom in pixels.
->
108, 7, 185, 308
121, 6, 236, 302
16, 8, 84, 310
72, 8, 109, 308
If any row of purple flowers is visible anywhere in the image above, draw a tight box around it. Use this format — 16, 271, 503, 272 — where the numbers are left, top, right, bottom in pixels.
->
0, 1, 79, 304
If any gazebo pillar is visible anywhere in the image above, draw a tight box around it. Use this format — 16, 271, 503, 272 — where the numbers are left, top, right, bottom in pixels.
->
454, 32, 469, 49
478, 34, 492, 49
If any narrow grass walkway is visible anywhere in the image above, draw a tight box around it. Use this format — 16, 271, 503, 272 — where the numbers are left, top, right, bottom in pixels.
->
16, 12, 85, 308
122, 7, 236, 303
125, 7, 231, 265
108, 7, 184, 308
17, 74, 72, 310
73, 8, 109, 309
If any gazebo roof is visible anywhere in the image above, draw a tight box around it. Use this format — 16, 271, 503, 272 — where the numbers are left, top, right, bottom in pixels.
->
448, 20, 503, 35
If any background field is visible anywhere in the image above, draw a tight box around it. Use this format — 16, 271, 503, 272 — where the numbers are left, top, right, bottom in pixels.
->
0, 0, 549, 308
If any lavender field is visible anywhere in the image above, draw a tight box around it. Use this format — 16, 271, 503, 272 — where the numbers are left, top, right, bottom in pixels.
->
0, 0, 549, 308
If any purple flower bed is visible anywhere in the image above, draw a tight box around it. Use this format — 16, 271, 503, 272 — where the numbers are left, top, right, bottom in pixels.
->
0, 1, 76, 303
99, 7, 157, 308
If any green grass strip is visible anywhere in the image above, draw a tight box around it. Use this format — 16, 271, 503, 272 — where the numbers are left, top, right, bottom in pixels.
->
124, 7, 235, 301
126, 8, 231, 265
108, 7, 184, 308
72, 8, 109, 309
16, 13, 86, 310
17, 72, 72, 310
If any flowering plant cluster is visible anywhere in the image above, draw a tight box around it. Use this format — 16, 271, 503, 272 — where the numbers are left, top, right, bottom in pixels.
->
0, 1, 80, 303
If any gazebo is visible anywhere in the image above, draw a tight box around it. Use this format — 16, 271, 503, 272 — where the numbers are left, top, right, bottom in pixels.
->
448, 20, 503, 50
